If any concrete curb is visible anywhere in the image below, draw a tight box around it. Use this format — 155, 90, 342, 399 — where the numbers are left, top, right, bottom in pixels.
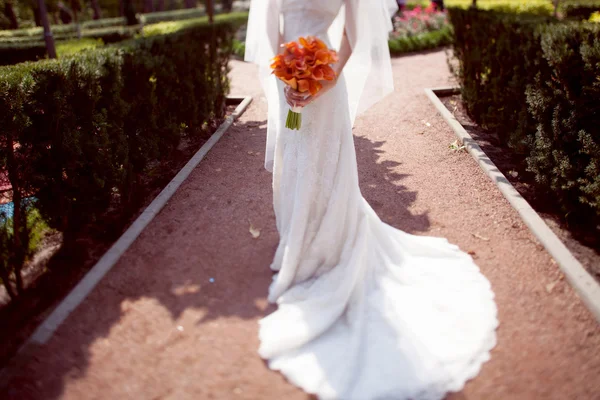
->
26, 96, 253, 346
425, 87, 600, 324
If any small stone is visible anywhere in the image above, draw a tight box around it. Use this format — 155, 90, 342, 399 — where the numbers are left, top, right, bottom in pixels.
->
545, 282, 557, 294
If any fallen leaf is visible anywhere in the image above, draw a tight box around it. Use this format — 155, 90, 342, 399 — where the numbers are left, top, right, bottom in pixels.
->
545, 282, 557, 294
449, 140, 466, 152
472, 233, 490, 241
249, 224, 261, 239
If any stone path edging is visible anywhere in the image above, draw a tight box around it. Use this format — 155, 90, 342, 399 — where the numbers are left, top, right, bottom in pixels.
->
425, 86, 600, 324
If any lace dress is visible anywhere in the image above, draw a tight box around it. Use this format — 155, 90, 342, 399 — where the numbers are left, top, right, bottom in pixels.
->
259, 1, 499, 399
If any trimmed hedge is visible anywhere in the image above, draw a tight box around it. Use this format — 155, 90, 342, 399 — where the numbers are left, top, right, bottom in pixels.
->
449, 8, 600, 221
0, 14, 240, 295
388, 25, 453, 55
0, 25, 139, 45
442, 0, 555, 15
526, 22, 600, 219
0, 6, 220, 40
0, 25, 140, 66
0, 17, 126, 39
0, 42, 47, 65
563, 3, 600, 19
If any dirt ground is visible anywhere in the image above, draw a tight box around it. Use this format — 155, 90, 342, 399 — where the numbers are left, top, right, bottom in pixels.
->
1, 50, 599, 400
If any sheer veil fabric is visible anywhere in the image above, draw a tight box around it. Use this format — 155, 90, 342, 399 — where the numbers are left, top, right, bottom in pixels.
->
245, 1, 499, 399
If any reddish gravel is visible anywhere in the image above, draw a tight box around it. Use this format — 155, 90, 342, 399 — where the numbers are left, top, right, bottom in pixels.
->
1, 50, 599, 400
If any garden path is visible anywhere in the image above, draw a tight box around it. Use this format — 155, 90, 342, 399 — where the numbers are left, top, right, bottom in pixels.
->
2, 50, 599, 400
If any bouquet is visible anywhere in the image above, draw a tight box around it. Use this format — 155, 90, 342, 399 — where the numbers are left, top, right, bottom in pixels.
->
270, 36, 339, 130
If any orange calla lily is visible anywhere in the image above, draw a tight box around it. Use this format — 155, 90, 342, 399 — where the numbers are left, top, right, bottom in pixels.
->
271, 37, 338, 99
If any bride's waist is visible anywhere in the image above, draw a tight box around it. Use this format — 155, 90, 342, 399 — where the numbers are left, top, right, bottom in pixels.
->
282, 12, 335, 44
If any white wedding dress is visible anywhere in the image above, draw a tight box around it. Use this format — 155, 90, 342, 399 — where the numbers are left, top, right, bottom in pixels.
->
252, 1, 499, 399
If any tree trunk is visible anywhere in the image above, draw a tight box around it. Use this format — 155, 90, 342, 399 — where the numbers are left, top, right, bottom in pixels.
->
33, 7, 42, 26
123, 0, 138, 25
90, 0, 102, 19
184, 0, 195, 9
144, 0, 154, 13
471, 0, 477, 9
157, 0, 165, 11
553, 0, 560, 17
205, 0, 213, 22
73, 10, 82, 39
4, 1, 19, 29
222, 0, 232, 12
38, 0, 56, 58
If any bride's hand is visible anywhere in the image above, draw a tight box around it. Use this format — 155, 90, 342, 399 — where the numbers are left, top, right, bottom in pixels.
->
284, 79, 337, 108
284, 86, 310, 108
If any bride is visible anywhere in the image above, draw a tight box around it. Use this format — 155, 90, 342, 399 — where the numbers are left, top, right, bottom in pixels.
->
244, 1, 498, 399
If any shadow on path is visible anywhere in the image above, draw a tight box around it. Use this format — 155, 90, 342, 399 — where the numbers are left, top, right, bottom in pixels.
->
2, 119, 430, 400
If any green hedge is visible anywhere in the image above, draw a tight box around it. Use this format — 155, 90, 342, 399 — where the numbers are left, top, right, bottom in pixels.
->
388, 25, 453, 55
0, 6, 217, 40
0, 17, 126, 39
0, 7, 248, 66
0, 41, 47, 65
0, 24, 139, 45
0, 25, 140, 66
449, 8, 600, 221
563, 3, 600, 19
526, 22, 600, 219
0, 13, 239, 297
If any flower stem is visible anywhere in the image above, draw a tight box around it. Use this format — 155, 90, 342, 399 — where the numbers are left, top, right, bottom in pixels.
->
286, 109, 302, 130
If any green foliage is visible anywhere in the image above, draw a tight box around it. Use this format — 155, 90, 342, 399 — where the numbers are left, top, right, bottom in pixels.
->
140, 7, 210, 24
0, 40, 46, 65
232, 37, 244, 58
526, 22, 600, 219
141, 11, 247, 37
0, 14, 238, 299
0, 8, 248, 66
449, 7, 600, 221
56, 37, 104, 56
388, 25, 453, 55
441, 0, 555, 15
562, 2, 600, 19
0, 200, 48, 299
449, 9, 550, 151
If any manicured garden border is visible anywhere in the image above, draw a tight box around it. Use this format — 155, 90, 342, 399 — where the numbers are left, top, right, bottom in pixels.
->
19, 95, 252, 348
425, 86, 600, 324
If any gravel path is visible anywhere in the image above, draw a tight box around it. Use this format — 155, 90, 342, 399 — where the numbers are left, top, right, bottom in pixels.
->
2, 50, 599, 400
